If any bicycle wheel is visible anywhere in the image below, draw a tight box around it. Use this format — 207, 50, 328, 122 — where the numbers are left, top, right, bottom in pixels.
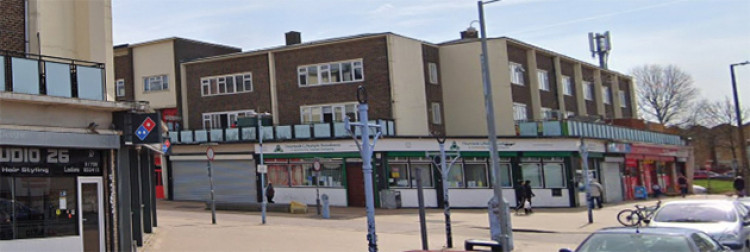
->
617, 209, 642, 227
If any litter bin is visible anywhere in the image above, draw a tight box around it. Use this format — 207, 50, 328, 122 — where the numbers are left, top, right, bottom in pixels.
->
380, 190, 402, 209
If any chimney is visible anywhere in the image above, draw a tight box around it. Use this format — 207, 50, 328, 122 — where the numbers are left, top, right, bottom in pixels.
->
461, 27, 478, 39
285, 31, 301, 45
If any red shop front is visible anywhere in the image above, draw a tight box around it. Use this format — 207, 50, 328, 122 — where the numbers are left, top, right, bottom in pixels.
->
623, 144, 683, 200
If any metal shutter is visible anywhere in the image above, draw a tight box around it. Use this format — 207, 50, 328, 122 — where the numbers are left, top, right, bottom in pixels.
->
172, 160, 257, 203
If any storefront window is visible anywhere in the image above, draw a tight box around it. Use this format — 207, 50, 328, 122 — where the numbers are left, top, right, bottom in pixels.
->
521, 163, 543, 188
267, 164, 290, 187
273, 159, 344, 188
487, 163, 513, 188
465, 163, 489, 188
1, 177, 78, 240
389, 163, 409, 188
316, 163, 344, 187
409, 163, 433, 188
543, 162, 566, 188
447, 164, 464, 188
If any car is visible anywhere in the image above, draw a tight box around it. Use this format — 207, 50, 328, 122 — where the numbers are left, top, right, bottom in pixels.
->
695, 171, 721, 179
694, 185, 708, 194
559, 226, 731, 252
649, 200, 750, 250
736, 197, 750, 209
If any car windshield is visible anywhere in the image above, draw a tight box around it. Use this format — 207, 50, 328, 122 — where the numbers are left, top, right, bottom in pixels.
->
577, 233, 691, 252
653, 203, 737, 222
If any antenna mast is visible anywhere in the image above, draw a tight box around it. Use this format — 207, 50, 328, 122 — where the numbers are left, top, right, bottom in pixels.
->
588, 31, 612, 69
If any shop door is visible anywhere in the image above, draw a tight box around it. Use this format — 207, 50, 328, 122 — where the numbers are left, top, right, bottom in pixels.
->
601, 162, 623, 203
78, 177, 104, 252
346, 163, 365, 207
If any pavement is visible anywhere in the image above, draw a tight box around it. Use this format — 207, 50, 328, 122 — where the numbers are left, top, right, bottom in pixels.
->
140, 194, 730, 252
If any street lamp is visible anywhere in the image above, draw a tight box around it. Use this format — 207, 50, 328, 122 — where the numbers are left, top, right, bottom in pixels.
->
731, 61, 750, 192
252, 111, 272, 224
478, 1, 512, 251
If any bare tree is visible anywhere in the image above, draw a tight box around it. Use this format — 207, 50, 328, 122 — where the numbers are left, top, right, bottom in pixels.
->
633, 64, 698, 125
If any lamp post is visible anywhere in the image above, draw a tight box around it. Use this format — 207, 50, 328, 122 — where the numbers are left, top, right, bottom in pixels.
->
731, 61, 750, 192
254, 111, 272, 224
478, 1, 512, 251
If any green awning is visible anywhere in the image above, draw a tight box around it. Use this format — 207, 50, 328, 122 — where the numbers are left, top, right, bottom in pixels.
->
263, 152, 361, 159
522, 151, 573, 157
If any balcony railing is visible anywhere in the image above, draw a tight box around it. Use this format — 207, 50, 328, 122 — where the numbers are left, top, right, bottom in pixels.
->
1, 50, 106, 101
517, 120, 685, 145
169, 119, 396, 144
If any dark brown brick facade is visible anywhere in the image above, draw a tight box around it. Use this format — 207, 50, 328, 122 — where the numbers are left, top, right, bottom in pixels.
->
560, 60, 577, 114
582, 67, 597, 115
0, 0, 25, 52
620, 78, 633, 118
114, 48, 135, 101
185, 54, 270, 128
508, 45, 531, 119
536, 53, 558, 111
273, 37, 392, 125
422, 44, 445, 135
602, 73, 614, 118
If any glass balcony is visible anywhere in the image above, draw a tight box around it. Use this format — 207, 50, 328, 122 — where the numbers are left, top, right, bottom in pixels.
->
0, 51, 105, 101
517, 120, 684, 145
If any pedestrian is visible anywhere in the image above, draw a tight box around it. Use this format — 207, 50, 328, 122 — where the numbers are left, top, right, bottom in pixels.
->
266, 182, 275, 203
514, 180, 525, 214
588, 180, 604, 209
652, 183, 662, 199
523, 180, 535, 214
678, 174, 688, 198
734, 176, 745, 197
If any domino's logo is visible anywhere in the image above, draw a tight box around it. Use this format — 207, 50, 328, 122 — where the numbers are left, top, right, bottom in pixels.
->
135, 117, 157, 141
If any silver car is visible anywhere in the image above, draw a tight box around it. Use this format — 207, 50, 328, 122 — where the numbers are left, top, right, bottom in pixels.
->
649, 200, 750, 251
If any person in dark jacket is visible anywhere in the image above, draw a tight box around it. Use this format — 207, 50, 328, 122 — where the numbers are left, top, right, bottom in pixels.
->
514, 180, 525, 213
523, 180, 535, 214
266, 183, 275, 203
678, 175, 688, 198
734, 176, 745, 197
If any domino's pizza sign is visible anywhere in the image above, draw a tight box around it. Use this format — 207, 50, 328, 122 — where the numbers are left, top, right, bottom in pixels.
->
135, 117, 156, 141
119, 113, 161, 144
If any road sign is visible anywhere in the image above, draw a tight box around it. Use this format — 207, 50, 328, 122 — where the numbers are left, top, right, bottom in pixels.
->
313, 160, 321, 171
257, 164, 267, 174
206, 147, 215, 161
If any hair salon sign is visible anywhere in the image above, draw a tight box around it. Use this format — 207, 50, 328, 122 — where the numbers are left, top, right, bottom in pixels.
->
0, 146, 102, 176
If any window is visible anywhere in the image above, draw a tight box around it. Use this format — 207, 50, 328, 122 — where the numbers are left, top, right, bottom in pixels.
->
300, 102, 358, 124
431, 102, 442, 125
1, 177, 78, 240
513, 103, 528, 121
509, 62, 525, 85
465, 163, 490, 188
566, 111, 575, 119
428, 62, 438, 84
116, 79, 125, 97
298, 60, 364, 87
562, 76, 573, 96
410, 163, 433, 187
144, 75, 168, 92
389, 163, 410, 187
521, 163, 543, 188
267, 159, 344, 188
447, 164, 464, 188
200, 72, 252, 96
521, 158, 567, 189
543, 162, 566, 188
583, 81, 593, 101
541, 107, 555, 120
602, 86, 611, 104
387, 158, 434, 188
619, 90, 627, 108
202, 109, 256, 129
537, 70, 550, 91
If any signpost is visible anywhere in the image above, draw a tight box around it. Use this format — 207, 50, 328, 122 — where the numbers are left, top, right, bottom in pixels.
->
206, 146, 216, 224
314, 159, 322, 215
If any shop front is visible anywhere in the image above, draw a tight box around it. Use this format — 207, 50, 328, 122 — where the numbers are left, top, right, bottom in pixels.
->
0, 146, 111, 252
623, 143, 689, 199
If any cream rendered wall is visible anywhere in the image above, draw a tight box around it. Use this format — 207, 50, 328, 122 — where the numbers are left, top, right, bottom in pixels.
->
387, 35, 429, 136
439, 39, 515, 136
132, 41, 177, 109
27, 0, 115, 101
0, 100, 114, 129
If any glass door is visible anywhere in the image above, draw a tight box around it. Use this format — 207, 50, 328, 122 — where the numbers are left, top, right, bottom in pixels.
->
78, 177, 103, 252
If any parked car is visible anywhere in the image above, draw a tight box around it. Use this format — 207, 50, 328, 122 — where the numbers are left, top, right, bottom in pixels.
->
695, 171, 721, 179
649, 200, 750, 250
694, 185, 708, 194
559, 226, 731, 252
712, 171, 738, 180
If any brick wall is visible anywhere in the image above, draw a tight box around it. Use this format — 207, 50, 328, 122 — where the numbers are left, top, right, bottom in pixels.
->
582, 67, 597, 115
619, 78, 634, 118
422, 44, 445, 135
0, 0, 25, 52
508, 45, 531, 119
602, 73, 614, 118
536, 53, 558, 111
560, 60, 578, 114
114, 48, 135, 101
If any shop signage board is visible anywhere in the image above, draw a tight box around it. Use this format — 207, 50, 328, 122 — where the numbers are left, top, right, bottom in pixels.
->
0, 146, 102, 176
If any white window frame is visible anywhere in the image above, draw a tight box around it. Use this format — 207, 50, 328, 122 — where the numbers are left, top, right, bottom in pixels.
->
602, 86, 611, 104
144, 75, 168, 92
566, 111, 575, 119
583, 81, 593, 101
513, 103, 527, 121
116, 79, 125, 97
562, 76, 573, 96
200, 72, 253, 97
428, 62, 438, 84
619, 90, 627, 108
300, 102, 359, 124
509, 62, 524, 86
298, 59, 364, 87
537, 70, 549, 91
540, 107, 554, 120
201, 109, 256, 129
431, 102, 442, 125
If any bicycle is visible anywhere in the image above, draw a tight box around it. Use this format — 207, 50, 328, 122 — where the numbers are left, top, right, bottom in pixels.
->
617, 200, 662, 227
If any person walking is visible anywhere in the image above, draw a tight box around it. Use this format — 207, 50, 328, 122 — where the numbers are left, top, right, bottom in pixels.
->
266, 183, 275, 203
588, 180, 605, 209
522, 180, 535, 214
734, 176, 745, 197
678, 174, 688, 198
652, 183, 662, 199
514, 180, 525, 214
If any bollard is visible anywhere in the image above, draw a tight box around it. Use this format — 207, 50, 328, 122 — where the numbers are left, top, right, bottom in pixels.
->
321, 194, 330, 219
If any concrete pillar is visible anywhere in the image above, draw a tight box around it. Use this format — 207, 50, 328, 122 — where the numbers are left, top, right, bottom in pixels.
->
611, 75, 623, 118
593, 69, 605, 116
553, 57, 566, 114
629, 79, 639, 117
527, 49, 541, 120
574, 63, 587, 116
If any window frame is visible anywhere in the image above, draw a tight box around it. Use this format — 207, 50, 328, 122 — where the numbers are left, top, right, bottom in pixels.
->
300, 102, 359, 124
602, 86, 611, 104
618, 90, 627, 108
520, 157, 567, 189
562, 76, 573, 96
431, 102, 442, 125
428, 62, 439, 84
513, 102, 528, 121
200, 72, 253, 97
144, 75, 168, 92
201, 109, 256, 129
115, 79, 125, 97
537, 69, 550, 91
509, 62, 525, 86
297, 59, 364, 87
583, 81, 594, 101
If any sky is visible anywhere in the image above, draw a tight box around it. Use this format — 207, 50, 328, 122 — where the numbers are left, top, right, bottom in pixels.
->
112, 0, 750, 113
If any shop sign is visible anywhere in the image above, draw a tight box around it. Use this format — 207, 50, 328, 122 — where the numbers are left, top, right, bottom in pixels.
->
606, 143, 631, 153
0, 147, 102, 176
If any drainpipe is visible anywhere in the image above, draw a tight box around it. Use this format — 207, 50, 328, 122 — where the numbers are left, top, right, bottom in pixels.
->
24, 0, 29, 54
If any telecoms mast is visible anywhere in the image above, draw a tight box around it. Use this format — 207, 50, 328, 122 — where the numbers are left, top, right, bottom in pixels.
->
588, 31, 612, 69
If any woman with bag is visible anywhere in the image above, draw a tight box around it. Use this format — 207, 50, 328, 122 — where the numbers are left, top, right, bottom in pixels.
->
523, 180, 535, 214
